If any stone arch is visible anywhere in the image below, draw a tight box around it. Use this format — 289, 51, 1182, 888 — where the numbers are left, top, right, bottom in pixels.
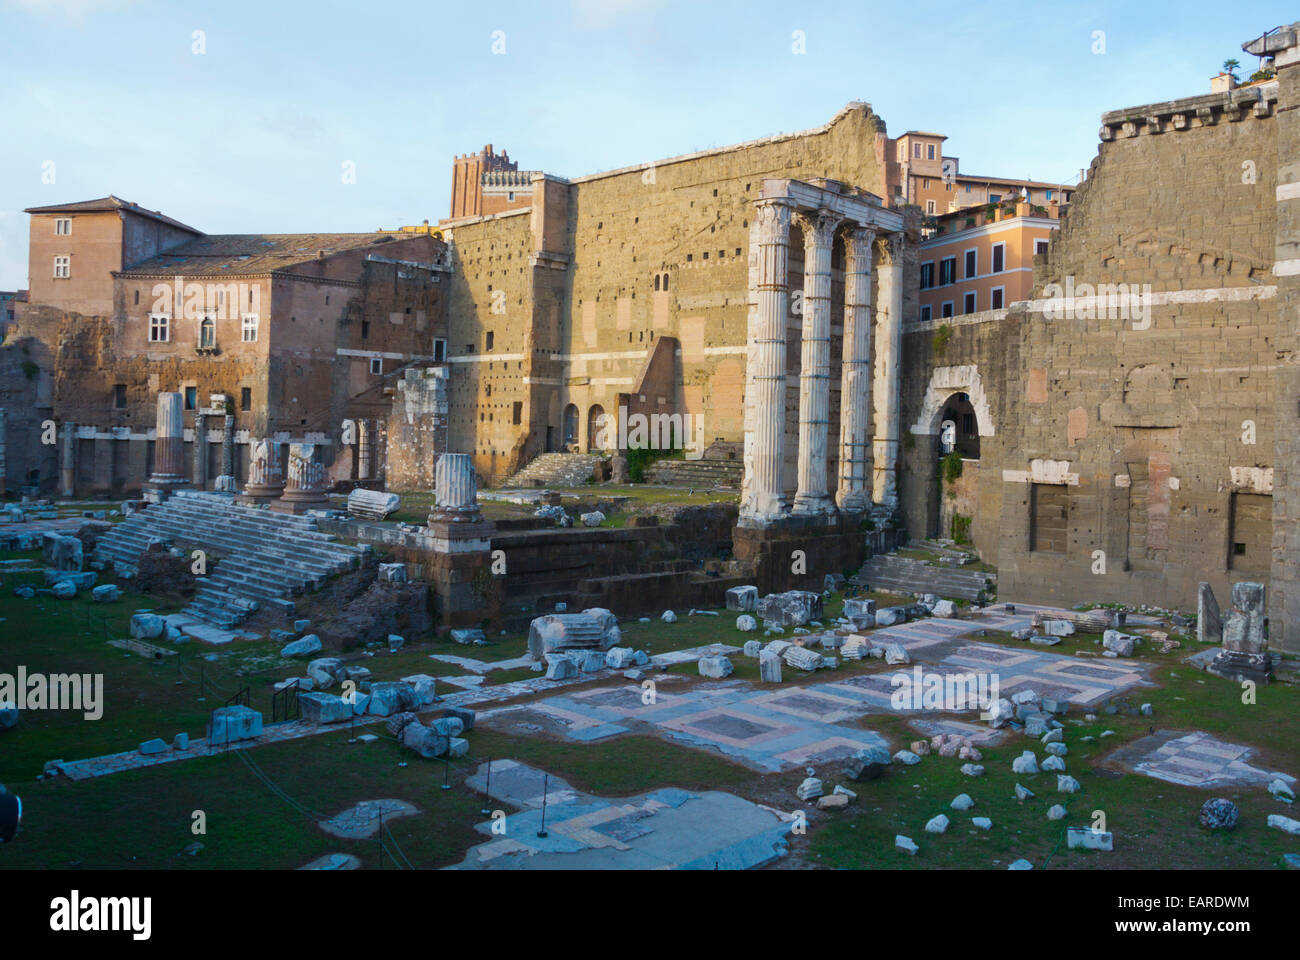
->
562, 403, 579, 449
909, 364, 995, 438
587, 404, 606, 451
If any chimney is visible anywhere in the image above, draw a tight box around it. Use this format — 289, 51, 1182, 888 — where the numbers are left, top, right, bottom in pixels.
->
1211, 72, 1238, 93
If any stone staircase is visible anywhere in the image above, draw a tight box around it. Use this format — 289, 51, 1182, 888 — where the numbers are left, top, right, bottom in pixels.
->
646, 458, 743, 488
501, 453, 602, 488
854, 552, 996, 602
93, 491, 370, 628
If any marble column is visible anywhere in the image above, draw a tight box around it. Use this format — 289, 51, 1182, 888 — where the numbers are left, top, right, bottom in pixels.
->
239, 438, 284, 505
741, 197, 795, 523
144, 393, 187, 502
793, 208, 841, 516
872, 234, 905, 510
429, 452, 482, 523
271, 442, 329, 513
837, 225, 875, 512
357, 418, 373, 481
60, 421, 77, 498
215, 415, 237, 491
192, 412, 208, 489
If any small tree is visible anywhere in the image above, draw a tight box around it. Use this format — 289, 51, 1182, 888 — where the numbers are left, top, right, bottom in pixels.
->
1223, 58, 1241, 82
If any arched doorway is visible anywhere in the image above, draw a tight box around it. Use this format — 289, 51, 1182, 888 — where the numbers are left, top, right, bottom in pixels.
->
587, 404, 606, 452
937, 392, 980, 459
562, 403, 579, 450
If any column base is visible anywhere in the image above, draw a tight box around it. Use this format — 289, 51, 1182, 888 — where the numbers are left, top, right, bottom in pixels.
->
270, 490, 331, 514
236, 483, 285, 507
792, 494, 838, 518
1206, 650, 1275, 685
143, 479, 189, 504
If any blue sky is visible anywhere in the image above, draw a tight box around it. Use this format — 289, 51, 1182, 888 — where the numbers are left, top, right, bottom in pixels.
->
0, 0, 1291, 289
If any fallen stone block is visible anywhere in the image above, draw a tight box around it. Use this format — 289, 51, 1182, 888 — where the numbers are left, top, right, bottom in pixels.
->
299, 693, 354, 725
281, 635, 322, 657
366, 682, 416, 717
725, 585, 758, 612
1067, 827, 1113, 851
130, 613, 166, 640
138, 738, 168, 755
208, 705, 263, 745
698, 655, 734, 679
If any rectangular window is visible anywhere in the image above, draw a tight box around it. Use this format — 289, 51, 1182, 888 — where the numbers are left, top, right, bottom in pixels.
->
963, 291, 977, 314
369, 357, 383, 375
991, 243, 1005, 273
990, 287, 1005, 309
1045, 189, 1053, 201
919, 262, 934, 290
240, 387, 251, 412
361, 320, 370, 339
926, 200, 936, 215
113, 384, 127, 409
53, 256, 70, 278
199, 318, 215, 348
149, 314, 170, 342
433, 338, 447, 362
512, 401, 522, 425
941, 301, 954, 319
964, 249, 977, 278
54, 218, 71, 235
184, 386, 197, 410
989, 193, 1001, 203
242, 314, 259, 341
927, 144, 935, 160
1035, 239, 1050, 256
939, 257, 956, 286
920, 304, 932, 323
485, 331, 494, 351
913, 143, 921, 158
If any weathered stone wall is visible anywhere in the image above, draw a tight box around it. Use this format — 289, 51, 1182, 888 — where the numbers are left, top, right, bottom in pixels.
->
898, 82, 1285, 632
440, 103, 896, 484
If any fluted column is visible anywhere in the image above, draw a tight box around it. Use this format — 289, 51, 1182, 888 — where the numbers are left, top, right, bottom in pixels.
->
239, 437, 284, 504
872, 234, 905, 509
837, 225, 875, 512
429, 452, 481, 523
271, 442, 329, 513
60, 421, 77, 498
741, 197, 795, 523
793, 208, 841, 516
144, 393, 187, 502
192, 412, 208, 489
357, 418, 373, 480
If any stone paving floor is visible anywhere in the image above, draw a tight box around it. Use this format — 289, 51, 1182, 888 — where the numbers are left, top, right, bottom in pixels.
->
1127, 730, 1297, 788
450, 760, 793, 870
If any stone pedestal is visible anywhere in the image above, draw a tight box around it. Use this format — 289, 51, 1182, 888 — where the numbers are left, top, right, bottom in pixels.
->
1208, 581, 1275, 683
144, 393, 189, 503
271, 443, 330, 514
732, 516, 867, 596
238, 438, 285, 505
426, 453, 496, 632
192, 412, 209, 490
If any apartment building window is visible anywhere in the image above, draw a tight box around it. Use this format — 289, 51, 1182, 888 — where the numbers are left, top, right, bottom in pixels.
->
149, 314, 170, 342
927, 144, 936, 160
184, 386, 197, 410
1035, 239, 1050, 256
939, 257, 956, 286
991, 287, 1005, 309
53, 256, 70, 279
920, 304, 932, 323
1045, 189, 1053, 201
963, 291, 977, 314
913, 143, 921, 158
433, 338, 447, 362
242, 314, 259, 341
113, 384, 127, 409
512, 401, 523, 425
964, 249, 977, 278
919, 262, 935, 290
991, 242, 1006, 273
55, 218, 71, 235
199, 318, 216, 348
361, 320, 370, 339
941, 301, 954, 319
369, 357, 383, 375
926, 200, 936, 215
485, 331, 494, 351
989, 193, 1001, 203
240, 387, 251, 412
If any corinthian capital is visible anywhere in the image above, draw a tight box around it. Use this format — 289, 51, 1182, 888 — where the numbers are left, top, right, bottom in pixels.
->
796, 208, 843, 249
751, 198, 795, 243
874, 231, 905, 265
844, 225, 876, 266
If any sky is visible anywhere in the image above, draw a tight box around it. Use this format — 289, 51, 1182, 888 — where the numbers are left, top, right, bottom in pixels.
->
0, 0, 1292, 289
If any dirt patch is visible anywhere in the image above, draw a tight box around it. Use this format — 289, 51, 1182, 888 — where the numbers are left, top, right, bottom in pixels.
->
133, 542, 198, 601
316, 578, 433, 652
